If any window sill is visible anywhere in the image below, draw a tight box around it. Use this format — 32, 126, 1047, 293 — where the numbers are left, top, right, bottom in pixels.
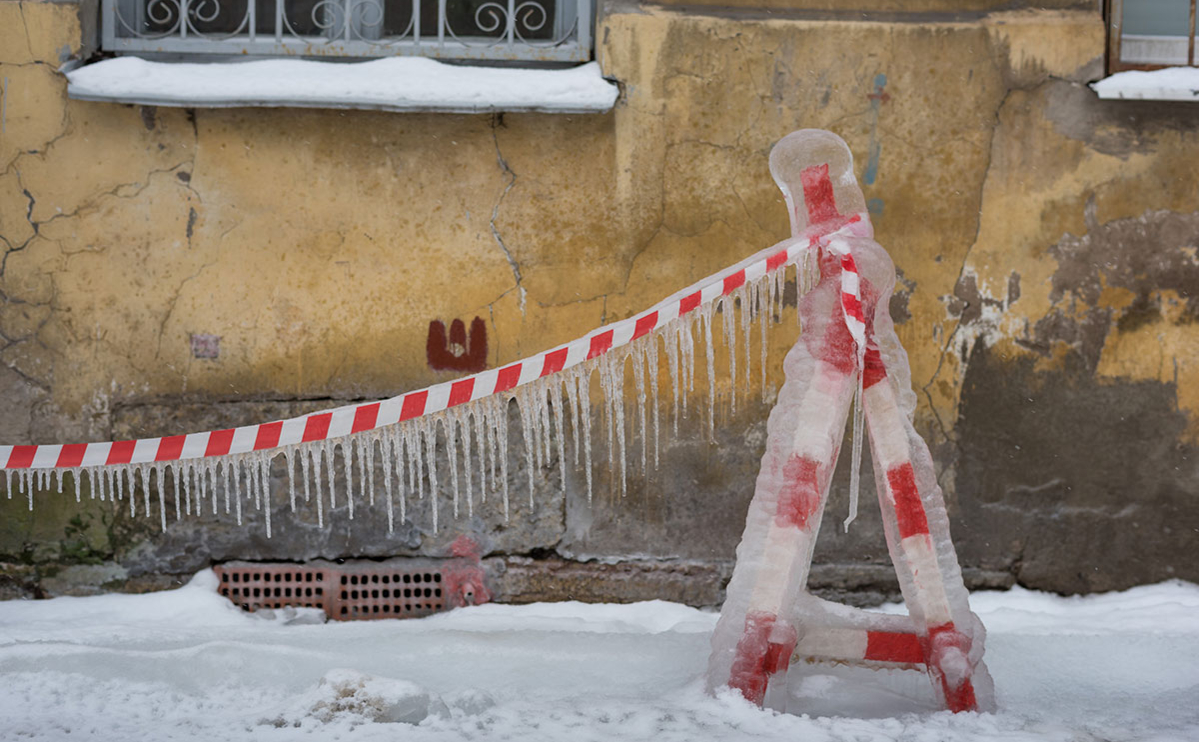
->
1090, 66, 1199, 102
65, 57, 620, 114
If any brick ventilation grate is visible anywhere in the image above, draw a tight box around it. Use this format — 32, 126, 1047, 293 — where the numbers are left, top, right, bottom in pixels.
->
215, 558, 454, 620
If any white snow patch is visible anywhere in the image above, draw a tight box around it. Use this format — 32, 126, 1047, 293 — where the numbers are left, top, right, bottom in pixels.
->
1091, 66, 1199, 101
1, 577, 1198, 741
66, 57, 620, 113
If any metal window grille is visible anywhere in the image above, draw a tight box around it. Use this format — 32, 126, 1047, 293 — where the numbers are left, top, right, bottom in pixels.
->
1109, 0, 1198, 73
100, 0, 593, 62
215, 557, 481, 620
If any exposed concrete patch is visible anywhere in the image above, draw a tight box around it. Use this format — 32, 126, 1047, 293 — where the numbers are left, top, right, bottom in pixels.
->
954, 346, 1199, 594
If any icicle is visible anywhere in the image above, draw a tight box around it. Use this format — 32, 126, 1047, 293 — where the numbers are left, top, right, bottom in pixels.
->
284, 448, 296, 513
73, 467, 83, 503
496, 396, 510, 521
474, 404, 490, 502
364, 433, 376, 507
381, 429, 395, 533
323, 440, 337, 514
721, 294, 737, 415
397, 428, 409, 525
565, 369, 581, 467
759, 277, 770, 392
155, 464, 167, 531
261, 453, 273, 538
517, 389, 537, 509
576, 368, 593, 502
5, 468, 12, 501
126, 466, 136, 518
549, 378, 567, 497
632, 344, 648, 475
460, 411, 474, 518
23, 470, 32, 510
423, 420, 439, 533
647, 336, 661, 469
739, 285, 752, 399
232, 457, 244, 526
343, 440, 355, 521
702, 304, 717, 440
666, 324, 681, 435
446, 415, 460, 518
845, 371, 866, 531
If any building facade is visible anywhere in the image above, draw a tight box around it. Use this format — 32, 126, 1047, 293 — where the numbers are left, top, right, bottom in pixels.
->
1, 0, 1197, 603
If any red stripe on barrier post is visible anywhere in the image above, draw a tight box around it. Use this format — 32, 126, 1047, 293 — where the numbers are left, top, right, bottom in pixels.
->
253, 422, 283, 451
863, 348, 887, 389
588, 329, 614, 359
448, 379, 475, 407
679, 291, 702, 314
351, 403, 380, 433
865, 631, 924, 664
399, 391, 428, 421
302, 414, 332, 443
776, 455, 822, 529
107, 440, 136, 465
541, 348, 568, 377
56, 444, 88, 468
888, 462, 930, 538
206, 429, 235, 456
842, 293, 864, 323
7, 445, 36, 469
494, 364, 522, 393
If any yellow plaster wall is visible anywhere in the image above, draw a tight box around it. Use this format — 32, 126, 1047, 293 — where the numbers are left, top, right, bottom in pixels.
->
2, 0, 1197, 456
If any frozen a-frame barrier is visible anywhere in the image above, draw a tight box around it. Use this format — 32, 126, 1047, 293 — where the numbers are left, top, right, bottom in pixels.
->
0, 129, 992, 715
705, 130, 994, 714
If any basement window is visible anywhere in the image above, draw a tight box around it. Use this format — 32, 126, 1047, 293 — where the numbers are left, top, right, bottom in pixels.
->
1108, 0, 1197, 71
69, 0, 618, 113
100, 0, 594, 63
1094, 0, 1199, 101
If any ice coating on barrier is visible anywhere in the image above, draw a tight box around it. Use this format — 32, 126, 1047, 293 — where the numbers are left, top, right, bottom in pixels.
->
706, 130, 993, 714
2, 254, 807, 540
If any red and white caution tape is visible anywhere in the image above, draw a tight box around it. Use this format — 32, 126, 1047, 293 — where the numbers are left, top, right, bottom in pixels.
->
1, 233, 825, 473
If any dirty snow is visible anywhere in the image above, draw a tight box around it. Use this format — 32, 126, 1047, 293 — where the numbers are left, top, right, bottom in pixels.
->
1, 573, 1197, 741
66, 57, 619, 113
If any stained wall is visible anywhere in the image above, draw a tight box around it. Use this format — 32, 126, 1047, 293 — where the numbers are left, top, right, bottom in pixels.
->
1, 0, 1196, 602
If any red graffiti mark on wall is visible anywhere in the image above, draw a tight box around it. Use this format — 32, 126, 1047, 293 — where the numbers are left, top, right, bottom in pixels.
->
427, 317, 488, 372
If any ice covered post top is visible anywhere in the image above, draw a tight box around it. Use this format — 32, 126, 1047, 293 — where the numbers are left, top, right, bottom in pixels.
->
769, 129, 872, 242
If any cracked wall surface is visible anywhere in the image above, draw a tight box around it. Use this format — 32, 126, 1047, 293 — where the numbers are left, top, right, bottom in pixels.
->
1, 0, 1197, 602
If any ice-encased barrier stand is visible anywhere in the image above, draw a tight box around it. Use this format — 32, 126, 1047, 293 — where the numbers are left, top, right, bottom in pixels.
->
705, 131, 994, 714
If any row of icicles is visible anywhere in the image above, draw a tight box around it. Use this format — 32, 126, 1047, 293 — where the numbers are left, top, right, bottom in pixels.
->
4, 258, 820, 537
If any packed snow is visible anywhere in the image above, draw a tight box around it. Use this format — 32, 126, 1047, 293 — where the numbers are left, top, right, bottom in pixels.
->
1, 573, 1197, 741
66, 57, 619, 113
1091, 66, 1199, 101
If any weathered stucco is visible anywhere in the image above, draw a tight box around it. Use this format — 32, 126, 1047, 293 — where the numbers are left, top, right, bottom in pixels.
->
1, 0, 1196, 603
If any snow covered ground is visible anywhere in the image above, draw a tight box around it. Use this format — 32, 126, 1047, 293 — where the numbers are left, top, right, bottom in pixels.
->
1, 574, 1197, 742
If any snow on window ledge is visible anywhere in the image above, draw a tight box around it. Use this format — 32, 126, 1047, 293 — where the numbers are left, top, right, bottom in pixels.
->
65, 57, 620, 114
1090, 66, 1199, 102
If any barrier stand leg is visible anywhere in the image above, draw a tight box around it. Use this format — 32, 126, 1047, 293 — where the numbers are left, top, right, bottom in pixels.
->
861, 347, 994, 712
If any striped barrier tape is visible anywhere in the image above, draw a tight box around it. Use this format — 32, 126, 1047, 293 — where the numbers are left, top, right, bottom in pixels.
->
0, 215, 861, 474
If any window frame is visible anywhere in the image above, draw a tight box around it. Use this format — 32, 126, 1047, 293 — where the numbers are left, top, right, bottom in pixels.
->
99, 0, 594, 63
1107, 0, 1198, 74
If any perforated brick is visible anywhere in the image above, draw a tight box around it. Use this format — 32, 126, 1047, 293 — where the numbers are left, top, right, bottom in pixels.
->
214, 556, 488, 621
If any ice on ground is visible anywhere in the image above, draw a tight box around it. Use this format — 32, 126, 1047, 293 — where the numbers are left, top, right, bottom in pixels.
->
1, 575, 1198, 741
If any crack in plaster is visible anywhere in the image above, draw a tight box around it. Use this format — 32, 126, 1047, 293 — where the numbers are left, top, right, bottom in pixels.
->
488, 116, 525, 316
